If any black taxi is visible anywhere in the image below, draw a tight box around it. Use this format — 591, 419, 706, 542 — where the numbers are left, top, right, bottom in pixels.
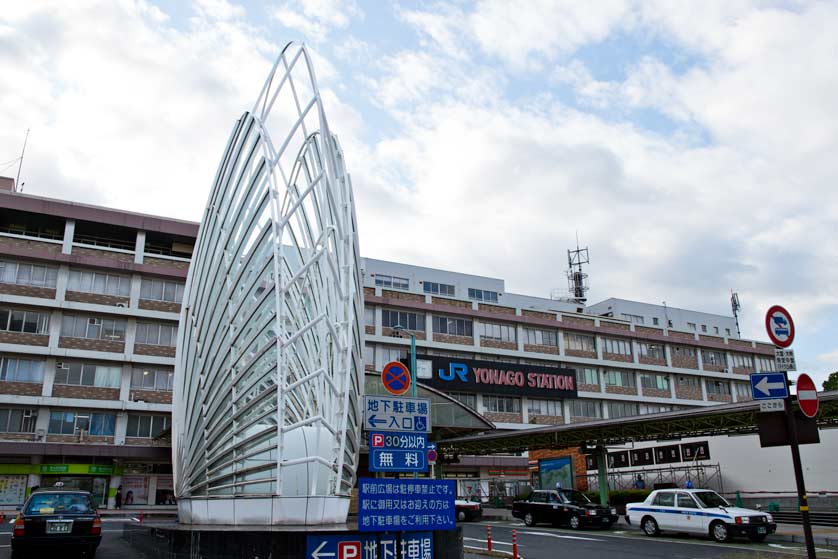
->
512, 489, 619, 529
11, 486, 102, 558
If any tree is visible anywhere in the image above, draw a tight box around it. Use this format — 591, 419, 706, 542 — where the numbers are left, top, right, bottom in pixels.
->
824, 372, 838, 391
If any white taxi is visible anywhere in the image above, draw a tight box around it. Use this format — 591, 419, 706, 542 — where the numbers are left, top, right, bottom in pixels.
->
626, 489, 776, 543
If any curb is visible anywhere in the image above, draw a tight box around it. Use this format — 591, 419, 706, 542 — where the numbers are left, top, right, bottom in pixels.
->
768, 533, 838, 546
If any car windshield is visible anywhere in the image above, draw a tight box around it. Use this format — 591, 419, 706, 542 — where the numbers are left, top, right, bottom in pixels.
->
692, 491, 731, 508
560, 490, 591, 505
24, 493, 94, 515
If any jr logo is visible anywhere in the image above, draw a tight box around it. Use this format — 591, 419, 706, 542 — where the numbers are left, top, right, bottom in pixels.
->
439, 362, 469, 382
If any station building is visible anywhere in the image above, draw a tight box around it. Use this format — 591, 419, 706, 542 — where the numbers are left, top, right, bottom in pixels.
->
0, 178, 792, 509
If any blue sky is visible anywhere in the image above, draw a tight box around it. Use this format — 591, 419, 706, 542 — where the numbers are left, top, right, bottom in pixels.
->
1, 0, 838, 387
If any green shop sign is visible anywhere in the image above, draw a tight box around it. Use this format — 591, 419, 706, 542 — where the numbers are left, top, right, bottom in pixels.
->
40, 465, 69, 474
87, 465, 114, 475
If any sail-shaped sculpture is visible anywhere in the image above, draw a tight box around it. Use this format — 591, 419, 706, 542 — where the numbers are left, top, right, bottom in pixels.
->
173, 43, 363, 525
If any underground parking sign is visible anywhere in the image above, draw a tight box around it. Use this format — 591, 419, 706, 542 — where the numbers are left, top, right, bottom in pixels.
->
382, 361, 412, 396
765, 305, 795, 348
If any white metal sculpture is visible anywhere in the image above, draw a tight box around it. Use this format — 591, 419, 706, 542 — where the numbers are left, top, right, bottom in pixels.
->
173, 42, 363, 525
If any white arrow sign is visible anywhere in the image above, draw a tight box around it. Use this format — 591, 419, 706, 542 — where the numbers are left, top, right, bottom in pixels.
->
311, 542, 335, 559
755, 377, 785, 396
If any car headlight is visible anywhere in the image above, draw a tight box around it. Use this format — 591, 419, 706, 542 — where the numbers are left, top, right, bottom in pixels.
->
766, 514, 773, 523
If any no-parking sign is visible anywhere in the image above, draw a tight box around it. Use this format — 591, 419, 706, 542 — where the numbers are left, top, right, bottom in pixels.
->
382, 361, 411, 396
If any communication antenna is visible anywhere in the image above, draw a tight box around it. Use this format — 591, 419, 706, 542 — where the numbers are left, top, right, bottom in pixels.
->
15, 129, 30, 193
730, 291, 742, 338
566, 236, 590, 303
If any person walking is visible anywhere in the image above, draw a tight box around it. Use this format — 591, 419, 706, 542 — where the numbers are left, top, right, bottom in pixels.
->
633, 475, 646, 489
114, 485, 123, 509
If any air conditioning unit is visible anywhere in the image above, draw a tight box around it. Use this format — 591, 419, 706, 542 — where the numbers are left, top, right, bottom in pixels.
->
115, 302, 128, 308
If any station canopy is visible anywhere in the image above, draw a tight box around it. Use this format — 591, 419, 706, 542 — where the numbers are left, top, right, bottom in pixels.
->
437, 391, 838, 456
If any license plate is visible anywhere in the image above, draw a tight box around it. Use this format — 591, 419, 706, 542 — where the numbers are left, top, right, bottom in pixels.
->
47, 521, 72, 534
757, 527, 766, 534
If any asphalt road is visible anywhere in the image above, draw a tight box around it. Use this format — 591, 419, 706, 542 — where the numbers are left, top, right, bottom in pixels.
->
0, 519, 145, 559
463, 520, 838, 559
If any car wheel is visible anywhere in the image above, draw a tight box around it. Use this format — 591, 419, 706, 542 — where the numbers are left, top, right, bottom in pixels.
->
569, 515, 581, 530
748, 534, 767, 543
524, 512, 535, 527
642, 516, 660, 537
457, 510, 466, 522
710, 521, 730, 543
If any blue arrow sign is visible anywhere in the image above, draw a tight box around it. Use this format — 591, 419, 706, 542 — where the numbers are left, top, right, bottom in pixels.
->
750, 372, 789, 400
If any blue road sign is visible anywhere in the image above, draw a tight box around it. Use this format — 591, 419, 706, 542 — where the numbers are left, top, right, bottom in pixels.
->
750, 372, 789, 400
307, 534, 379, 559
358, 478, 456, 532
369, 432, 428, 473
363, 395, 432, 433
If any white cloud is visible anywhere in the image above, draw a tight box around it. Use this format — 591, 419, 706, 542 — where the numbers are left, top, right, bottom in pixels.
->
272, 0, 362, 39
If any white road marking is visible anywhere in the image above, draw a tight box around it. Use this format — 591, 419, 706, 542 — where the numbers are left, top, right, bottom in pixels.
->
464, 537, 515, 546
769, 543, 835, 553
518, 530, 603, 542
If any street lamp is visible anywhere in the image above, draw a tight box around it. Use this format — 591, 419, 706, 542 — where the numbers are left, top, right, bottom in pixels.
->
392, 324, 417, 398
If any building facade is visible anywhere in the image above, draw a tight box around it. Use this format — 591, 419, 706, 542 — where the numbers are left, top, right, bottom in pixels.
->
0, 181, 785, 509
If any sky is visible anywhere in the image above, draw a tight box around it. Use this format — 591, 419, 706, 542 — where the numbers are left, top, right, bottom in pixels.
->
1, 0, 837, 388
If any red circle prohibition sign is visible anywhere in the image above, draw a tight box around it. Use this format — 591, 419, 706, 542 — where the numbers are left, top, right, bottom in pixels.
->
765, 305, 795, 348
382, 361, 411, 396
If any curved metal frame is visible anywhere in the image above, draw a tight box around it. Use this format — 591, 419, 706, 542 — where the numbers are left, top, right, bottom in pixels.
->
173, 42, 363, 525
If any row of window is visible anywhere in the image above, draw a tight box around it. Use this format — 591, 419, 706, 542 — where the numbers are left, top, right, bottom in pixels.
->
475, 396, 684, 419
423, 281, 455, 296
0, 356, 174, 391
60, 314, 177, 346
0, 408, 169, 436
0, 259, 184, 302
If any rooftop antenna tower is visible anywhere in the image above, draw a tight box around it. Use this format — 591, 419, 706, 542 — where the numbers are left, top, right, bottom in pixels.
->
15, 129, 29, 193
566, 235, 590, 303
730, 291, 742, 338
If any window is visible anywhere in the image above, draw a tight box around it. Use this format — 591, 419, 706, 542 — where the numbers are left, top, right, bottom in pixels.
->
523, 328, 558, 346
678, 376, 700, 387
607, 401, 639, 418
0, 307, 49, 334
139, 277, 185, 303
480, 322, 516, 342
364, 307, 374, 327
0, 357, 44, 383
713, 326, 719, 334
55, 362, 121, 388
68, 270, 131, 297
706, 380, 731, 395
653, 492, 675, 507
0, 408, 37, 432
734, 383, 751, 398
574, 367, 598, 385
374, 274, 409, 290
687, 322, 696, 331
449, 392, 477, 409
725, 328, 731, 336
528, 399, 561, 416
131, 368, 174, 391
652, 317, 659, 326
61, 315, 126, 341
564, 333, 595, 352
672, 345, 696, 358
432, 316, 473, 337
48, 411, 115, 436
640, 373, 670, 391
605, 369, 635, 388
638, 342, 665, 360
731, 353, 754, 369
569, 399, 600, 418
621, 313, 644, 325
677, 493, 699, 508
602, 337, 632, 356
667, 320, 673, 327
380, 346, 407, 365
423, 281, 455, 297
382, 309, 425, 332
643, 404, 674, 414
483, 395, 521, 413
135, 322, 178, 346
756, 356, 776, 372
467, 288, 499, 303
0, 260, 58, 288
364, 344, 374, 365
702, 350, 726, 366
701, 324, 707, 333
126, 414, 170, 438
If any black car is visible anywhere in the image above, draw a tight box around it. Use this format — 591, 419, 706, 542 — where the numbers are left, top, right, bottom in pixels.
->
512, 489, 619, 529
11, 489, 102, 558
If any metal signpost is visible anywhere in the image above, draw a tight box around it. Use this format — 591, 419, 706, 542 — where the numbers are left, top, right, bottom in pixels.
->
762, 305, 816, 559
358, 478, 456, 532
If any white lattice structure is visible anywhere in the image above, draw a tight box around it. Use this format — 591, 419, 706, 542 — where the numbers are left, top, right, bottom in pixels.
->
173, 43, 363, 525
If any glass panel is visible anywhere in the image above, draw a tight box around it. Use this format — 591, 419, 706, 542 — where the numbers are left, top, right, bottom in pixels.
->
127, 415, 139, 437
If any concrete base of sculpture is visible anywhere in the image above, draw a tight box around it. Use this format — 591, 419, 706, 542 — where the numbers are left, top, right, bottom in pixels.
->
178, 495, 350, 525
121, 521, 464, 559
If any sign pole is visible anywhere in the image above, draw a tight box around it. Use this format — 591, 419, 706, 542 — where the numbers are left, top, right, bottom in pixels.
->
784, 370, 816, 559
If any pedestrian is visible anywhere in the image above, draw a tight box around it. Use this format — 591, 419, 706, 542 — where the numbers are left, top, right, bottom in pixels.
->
555, 479, 562, 491
115, 485, 122, 509
685, 478, 694, 489
633, 475, 646, 490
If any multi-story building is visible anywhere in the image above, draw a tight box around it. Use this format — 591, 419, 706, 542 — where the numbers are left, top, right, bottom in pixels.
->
0, 179, 785, 508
